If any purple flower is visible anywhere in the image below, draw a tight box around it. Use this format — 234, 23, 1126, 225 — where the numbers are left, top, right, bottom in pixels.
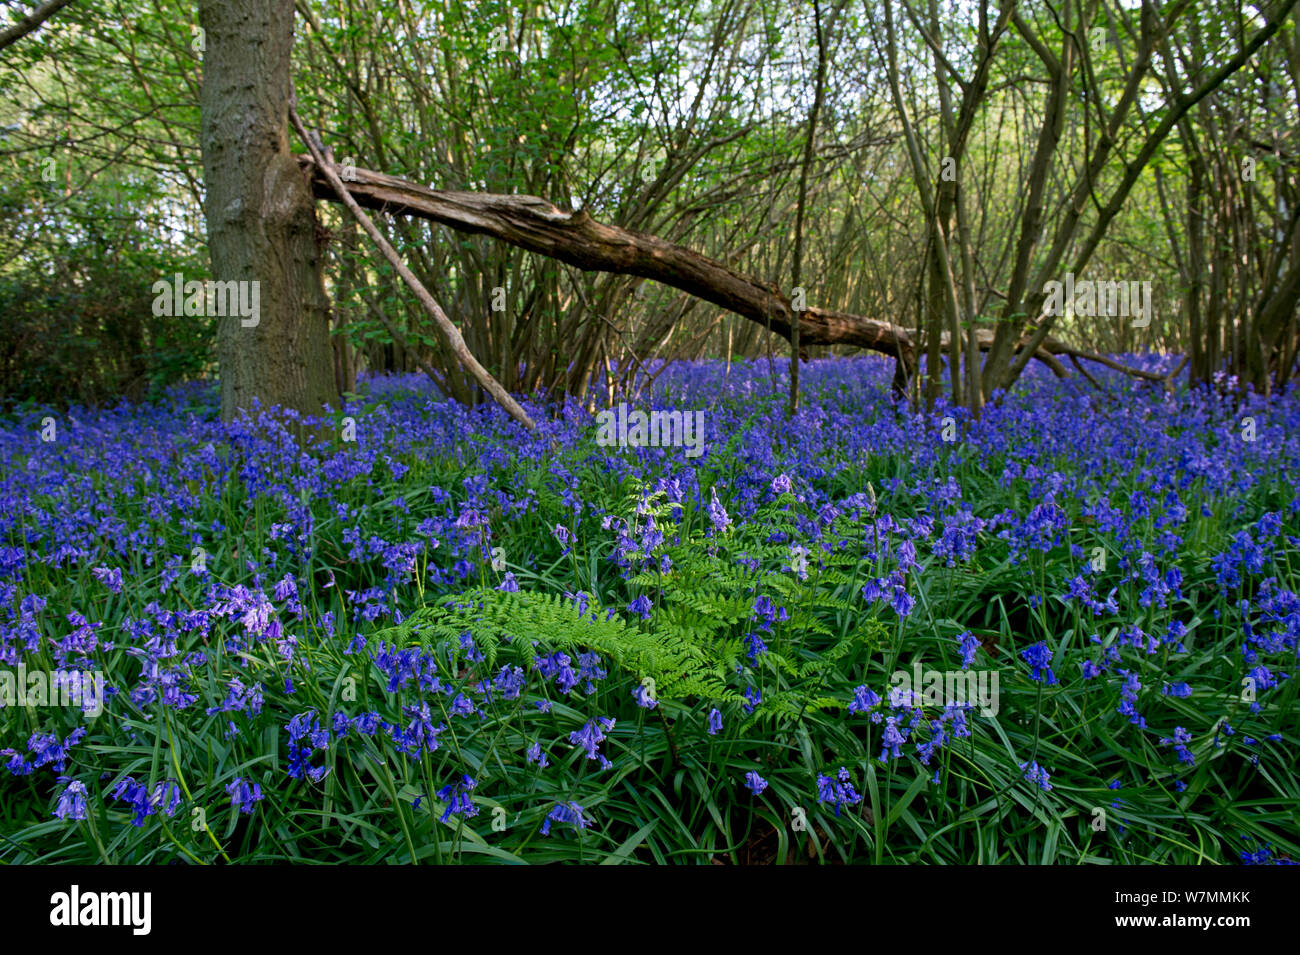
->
816, 767, 862, 816
227, 777, 264, 814
1159, 726, 1195, 765
91, 566, 124, 594
54, 780, 88, 821
706, 487, 731, 533
569, 717, 615, 769
391, 701, 444, 756
744, 771, 769, 795
1021, 761, 1053, 791
1020, 642, 1057, 684
113, 777, 167, 826
1117, 669, 1146, 728
458, 631, 484, 663
880, 716, 908, 761
492, 665, 526, 700
526, 741, 550, 768
541, 801, 590, 836
435, 774, 478, 823
889, 585, 915, 617
848, 685, 881, 714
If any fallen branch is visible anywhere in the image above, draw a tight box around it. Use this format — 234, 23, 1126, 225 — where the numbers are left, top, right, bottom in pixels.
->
294, 155, 1184, 389
295, 155, 915, 359
289, 105, 536, 430
0, 0, 77, 53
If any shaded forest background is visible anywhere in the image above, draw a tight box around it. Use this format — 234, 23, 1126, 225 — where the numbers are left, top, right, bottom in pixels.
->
2, 0, 1298, 411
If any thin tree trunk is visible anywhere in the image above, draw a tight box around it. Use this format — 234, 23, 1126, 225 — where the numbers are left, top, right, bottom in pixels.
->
790, 0, 830, 415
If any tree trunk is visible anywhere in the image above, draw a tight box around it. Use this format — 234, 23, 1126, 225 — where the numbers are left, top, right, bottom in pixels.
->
200, 0, 336, 423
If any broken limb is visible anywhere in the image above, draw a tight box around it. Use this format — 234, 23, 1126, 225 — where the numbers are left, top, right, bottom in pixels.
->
289, 104, 537, 430
295, 155, 1183, 394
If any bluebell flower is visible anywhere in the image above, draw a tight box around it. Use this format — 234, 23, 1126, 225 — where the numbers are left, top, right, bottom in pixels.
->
815, 767, 862, 816
628, 595, 653, 619
541, 801, 590, 836
54, 780, 88, 821
526, 742, 549, 769
880, 716, 907, 761
632, 683, 658, 709
151, 780, 182, 817
1020, 642, 1056, 684
957, 630, 980, 669
391, 701, 444, 756
569, 718, 615, 769
890, 585, 915, 617
848, 685, 881, 714
91, 566, 124, 594
1117, 670, 1146, 727
576, 652, 607, 694
458, 631, 484, 663
227, 777, 264, 814
706, 487, 731, 533
492, 665, 526, 701
1020, 761, 1052, 791
436, 774, 478, 823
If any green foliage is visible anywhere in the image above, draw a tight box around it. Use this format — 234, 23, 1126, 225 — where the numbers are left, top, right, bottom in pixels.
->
1, 368, 1298, 864
0, 237, 213, 408
380, 586, 737, 704
380, 484, 889, 717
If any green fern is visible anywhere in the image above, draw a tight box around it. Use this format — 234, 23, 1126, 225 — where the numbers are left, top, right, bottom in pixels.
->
376, 484, 892, 725
378, 587, 739, 704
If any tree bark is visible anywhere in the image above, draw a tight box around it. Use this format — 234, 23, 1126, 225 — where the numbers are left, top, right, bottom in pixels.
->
200, 0, 337, 423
